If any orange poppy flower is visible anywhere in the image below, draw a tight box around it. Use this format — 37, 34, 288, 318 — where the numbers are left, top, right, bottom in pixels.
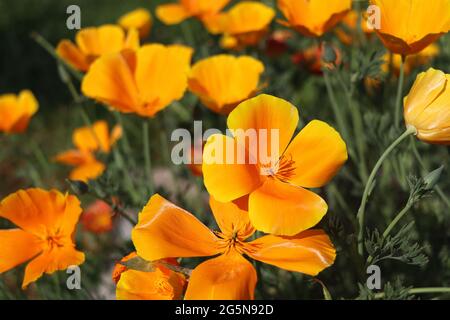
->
202, 94, 348, 236
188, 55, 264, 114
156, 0, 230, 26
55, 120, 120, 182
0, 90, 38, 134
56, 24, 139, 72
118, 8, 152, 39
0, 188, 85, 289
81, 44, 193, 117
215, 1, 275, 49
335, 10, 375, 45
81, 200, 113, 234
113, 252, 186, 300
278, 0, 352, 37
404, 68, 450, 144
132, 194, 336, 300
370, 0, 450, 56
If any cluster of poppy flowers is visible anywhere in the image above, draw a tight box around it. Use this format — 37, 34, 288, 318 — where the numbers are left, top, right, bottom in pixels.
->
1, 0, 450, 300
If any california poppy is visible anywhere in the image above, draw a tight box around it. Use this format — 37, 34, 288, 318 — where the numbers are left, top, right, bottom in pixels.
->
404, 68, 450, 144
113, 252, 186, 300
82, 44, 193, 117
278, 0, 352, 37
56, 24, 139, 72
370, 0, 450, 56
0, 90, 38, 134
215, 1, 275, 50
81, 200, 113, 234
188, 55, 264, 114
202, 94, 348, 236
55, 120, 120, 182
0, 188, 85, 288
132, 194, 336, 300
118, 8, 152, 39
156, 0, 230, 27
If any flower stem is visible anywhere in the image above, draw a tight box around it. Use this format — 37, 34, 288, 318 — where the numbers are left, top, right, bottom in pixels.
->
374, 287, 450, 299
142, 120, 154, 196
394, 56, 405, 128
357, 125, 417, 255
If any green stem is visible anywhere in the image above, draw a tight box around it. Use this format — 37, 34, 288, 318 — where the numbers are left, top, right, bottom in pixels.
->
31, 32, 83, 81
112, 148, 140, 205
142, 120, 154, 196
357, 126, 417, 255
30, 139, 49, 176
323, 70, 354, 160
113, 112, 133, 157
410, 139, 450, 209
394, 57, 405, 128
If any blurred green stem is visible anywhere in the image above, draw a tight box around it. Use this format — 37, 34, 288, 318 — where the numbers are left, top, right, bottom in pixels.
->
142, 121, 154, 196
323, 70, 354, 160
374, 287, 450, 299
394, 56, 405, 128
410, 139, 450, 209
31, 32, 83, 81
356, 125, 417, 256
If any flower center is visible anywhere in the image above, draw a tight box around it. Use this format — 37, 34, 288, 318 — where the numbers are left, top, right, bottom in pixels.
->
215, 230, 246, 254
262, 154, 296, 182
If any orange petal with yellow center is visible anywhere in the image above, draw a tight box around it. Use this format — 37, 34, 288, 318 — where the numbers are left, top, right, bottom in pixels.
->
132, 194, 220, 261
184, 252, 257, 300
203, 134, 262, 203
209, 196, 254, 240
245, 229, 336, 276
249, 179, 328, 236
0, 229, 42, 274
284, 120, 348, 188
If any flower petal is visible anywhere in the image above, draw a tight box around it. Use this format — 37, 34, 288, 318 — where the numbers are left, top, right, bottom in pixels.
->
73, 120, 110, 153
0, 229, 42, 274
81, 50, 140, 113
156, 4, 191, 25
284, 120, 348, 188
134, 44, 193, 116
184, 252, 257, 300
245, 229, 336, 276
22, 246, 85, 288
203, 134, 262, 203
132, 194, 220, 261
227, 94, 299, 162
69, 160, 105, 182
56, 40, 89, 72
75, 25, 125, 56
0, 189, 82, 239
249, 179, 328, 236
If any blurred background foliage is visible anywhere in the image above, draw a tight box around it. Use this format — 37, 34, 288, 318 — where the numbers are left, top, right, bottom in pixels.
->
0, 0, 449, 300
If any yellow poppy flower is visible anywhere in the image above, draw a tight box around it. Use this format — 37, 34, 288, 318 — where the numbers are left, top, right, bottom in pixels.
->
370, 0, 450, 56
188, 55, 264, 114
216, 1, 275, 49
54, 120, 120, 182
202, 94, 348, 236
81, 44, 193, 117
0, 90, 38, 134
132, 194, 336, 300
156, 0, 230, 26
56, 24, 139, 72
113, 253, 186, 300
404, 68, 450, 144
0, 188, 85, 289
278, 0, 352, 37
118, 8, 152, 39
